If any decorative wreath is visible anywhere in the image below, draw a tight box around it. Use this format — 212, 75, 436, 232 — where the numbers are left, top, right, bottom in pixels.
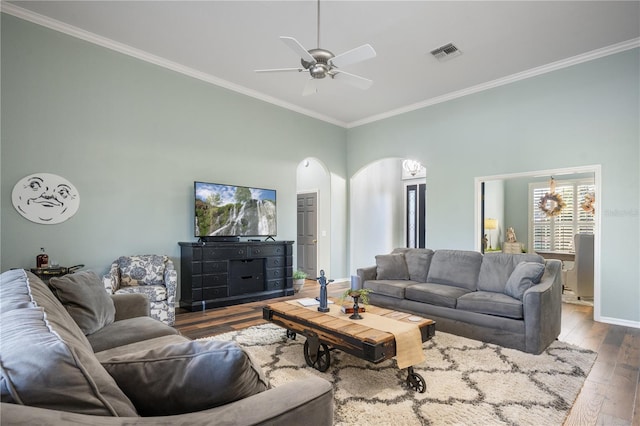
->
538, 192, 566, 217
581, 193, 596, 214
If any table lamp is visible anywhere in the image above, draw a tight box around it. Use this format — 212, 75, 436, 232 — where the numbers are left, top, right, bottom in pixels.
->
484, 218, 498, 250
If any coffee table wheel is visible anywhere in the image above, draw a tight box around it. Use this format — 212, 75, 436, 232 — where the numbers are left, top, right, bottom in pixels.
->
406, 367, 426, 393
286, 329, 296, 340
303, 340, 331, 372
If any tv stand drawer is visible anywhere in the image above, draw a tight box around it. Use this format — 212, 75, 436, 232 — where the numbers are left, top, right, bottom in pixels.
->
203, 246, 248, 259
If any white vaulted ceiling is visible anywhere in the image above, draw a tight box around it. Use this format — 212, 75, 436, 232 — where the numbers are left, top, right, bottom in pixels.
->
4, 1, 639, 127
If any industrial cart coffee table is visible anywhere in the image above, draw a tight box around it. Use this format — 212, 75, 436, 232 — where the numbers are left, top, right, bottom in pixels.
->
263, 299, 436, 392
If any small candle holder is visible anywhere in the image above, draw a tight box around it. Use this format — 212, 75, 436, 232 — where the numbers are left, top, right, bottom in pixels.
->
341, 287, 373, 320
349, 292, 363, 320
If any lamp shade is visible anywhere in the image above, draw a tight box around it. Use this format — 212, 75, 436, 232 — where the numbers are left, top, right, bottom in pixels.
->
484, 218, 498, 230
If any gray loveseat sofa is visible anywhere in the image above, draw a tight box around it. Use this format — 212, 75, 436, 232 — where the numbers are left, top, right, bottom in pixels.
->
0, 269, 333, 425
357, 248, 562, 354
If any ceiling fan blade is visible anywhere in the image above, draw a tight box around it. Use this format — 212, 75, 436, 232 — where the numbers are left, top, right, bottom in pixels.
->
302, 79, 318, 96
280, 36, 316, 64
255, 67, 304, 73
329, 44, 376, 68
331, 70, 373, 90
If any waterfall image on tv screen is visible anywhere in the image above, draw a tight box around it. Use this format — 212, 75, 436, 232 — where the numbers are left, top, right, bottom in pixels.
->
194, 182, 277, 237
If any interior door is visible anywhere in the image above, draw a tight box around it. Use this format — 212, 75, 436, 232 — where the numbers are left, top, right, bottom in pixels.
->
297, 193, 317, 278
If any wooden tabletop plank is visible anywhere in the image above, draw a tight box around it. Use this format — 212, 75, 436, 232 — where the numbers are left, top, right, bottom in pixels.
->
336, 323, 372, 335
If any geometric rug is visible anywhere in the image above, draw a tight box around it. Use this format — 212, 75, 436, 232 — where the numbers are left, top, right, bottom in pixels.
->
202, 323, 597, 426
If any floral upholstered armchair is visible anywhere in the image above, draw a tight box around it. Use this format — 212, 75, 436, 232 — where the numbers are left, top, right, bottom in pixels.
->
103, 255, 176, 326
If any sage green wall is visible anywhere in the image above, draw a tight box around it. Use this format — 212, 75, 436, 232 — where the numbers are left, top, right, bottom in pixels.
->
347, 49, 640, 325
1, 15, 347, 280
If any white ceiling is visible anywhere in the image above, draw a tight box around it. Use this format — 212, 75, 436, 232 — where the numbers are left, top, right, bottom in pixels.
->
4, 1, 640, 128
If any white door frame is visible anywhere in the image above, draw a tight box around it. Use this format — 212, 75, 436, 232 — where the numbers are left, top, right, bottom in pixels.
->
474, 164, 602, 322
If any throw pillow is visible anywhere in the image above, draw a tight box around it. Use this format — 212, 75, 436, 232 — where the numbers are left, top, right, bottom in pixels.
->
101, 340, 269, 416
375, 253, 410, 280
505, 262, 546, 300
0, 307, 137, 416
49, 271, 116, 335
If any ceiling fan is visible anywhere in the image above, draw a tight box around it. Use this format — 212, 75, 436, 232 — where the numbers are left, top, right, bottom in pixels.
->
255, 0, 377, 96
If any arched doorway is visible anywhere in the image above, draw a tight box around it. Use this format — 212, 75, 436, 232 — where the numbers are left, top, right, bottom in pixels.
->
296, 157, 331, 278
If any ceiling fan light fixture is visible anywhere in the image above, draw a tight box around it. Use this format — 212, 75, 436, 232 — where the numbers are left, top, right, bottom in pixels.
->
254, 0, 376, 94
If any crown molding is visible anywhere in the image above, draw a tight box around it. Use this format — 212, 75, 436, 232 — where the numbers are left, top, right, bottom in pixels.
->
1, 3, 347, 128
347, 37, 640, 128
3, 3, 637, 130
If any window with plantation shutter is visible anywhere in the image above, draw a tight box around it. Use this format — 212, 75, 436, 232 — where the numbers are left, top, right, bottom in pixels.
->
529, 179, 595, 253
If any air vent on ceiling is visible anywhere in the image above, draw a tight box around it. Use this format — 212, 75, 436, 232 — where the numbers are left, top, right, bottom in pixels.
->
430, 43, 461, 62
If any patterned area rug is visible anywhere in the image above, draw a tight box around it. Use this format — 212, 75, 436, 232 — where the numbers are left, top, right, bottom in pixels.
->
202, 324, 597, 425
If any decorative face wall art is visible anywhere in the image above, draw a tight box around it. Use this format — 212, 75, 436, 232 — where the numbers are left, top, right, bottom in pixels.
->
12, 173, 80, 224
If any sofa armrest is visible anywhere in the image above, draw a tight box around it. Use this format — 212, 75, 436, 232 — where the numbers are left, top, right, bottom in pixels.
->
0, 376, 333, 425
111, 293, 150, 321
164, 260, 177, 305
522, 259, 562, 354
357, 265, 377, 282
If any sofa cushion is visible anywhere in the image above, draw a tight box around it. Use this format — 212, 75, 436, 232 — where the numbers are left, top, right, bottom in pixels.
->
114, 284, 167, 302
456, 291, 524, 319
95, 335, 190, 362
427, 250, 483, 291
101, 340, 270, 416
87, 316, 180, 353
392, 248, 434, 283
49, 271, 116, 335
478, 253, 545, 293
505, 262, 546, 300
405, 283, 472, 308
117, 255, 167, 286
375, 253, 410, 280
0, 306, 138, 417
363, 280, 419, 299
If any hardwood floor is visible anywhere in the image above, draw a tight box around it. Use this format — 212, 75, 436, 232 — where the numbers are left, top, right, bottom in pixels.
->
175, 280, 639, 425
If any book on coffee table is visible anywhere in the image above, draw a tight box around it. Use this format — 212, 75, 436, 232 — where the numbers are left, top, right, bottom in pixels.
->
297, 298, 334, 307
340, 305, 366, 314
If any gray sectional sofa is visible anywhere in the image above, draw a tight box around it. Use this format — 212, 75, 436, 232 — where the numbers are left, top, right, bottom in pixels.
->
357, 248, 562, 354
0, 269, 333, 425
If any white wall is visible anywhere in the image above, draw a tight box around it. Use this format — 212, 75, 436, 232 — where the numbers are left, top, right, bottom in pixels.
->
349, 158, 404, 272
330, 173, 347, 279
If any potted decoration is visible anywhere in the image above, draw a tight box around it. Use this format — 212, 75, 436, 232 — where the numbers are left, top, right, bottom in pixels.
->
340, 287, 373, 320
292, 270, 308, 293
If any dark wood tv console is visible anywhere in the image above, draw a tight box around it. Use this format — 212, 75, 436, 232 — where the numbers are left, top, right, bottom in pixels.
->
178, 241, 294, 311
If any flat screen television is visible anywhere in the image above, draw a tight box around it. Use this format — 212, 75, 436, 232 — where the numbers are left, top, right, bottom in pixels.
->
194, 181, 277, 237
